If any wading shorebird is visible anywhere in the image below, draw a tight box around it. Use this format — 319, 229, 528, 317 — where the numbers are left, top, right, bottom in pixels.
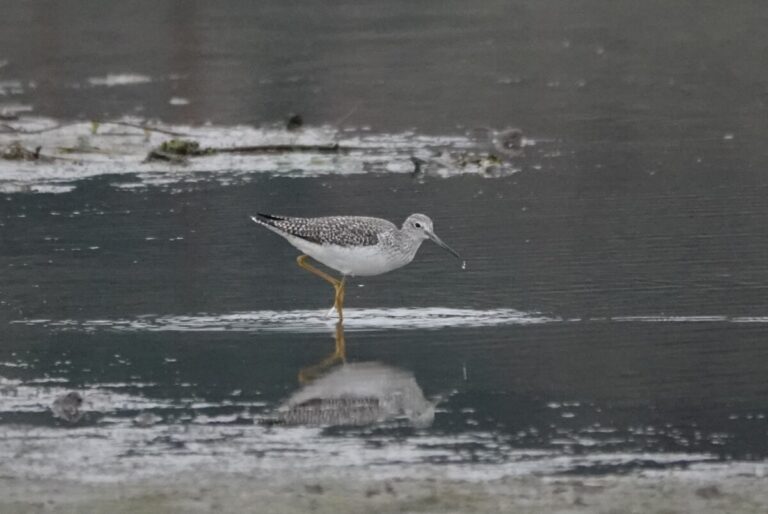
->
250, 213, 464, 320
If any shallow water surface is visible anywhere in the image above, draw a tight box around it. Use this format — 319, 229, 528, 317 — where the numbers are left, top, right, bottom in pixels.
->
2, 0, 768, 484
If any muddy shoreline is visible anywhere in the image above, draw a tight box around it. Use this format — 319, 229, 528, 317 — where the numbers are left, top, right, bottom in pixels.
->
3, 471, 767, 514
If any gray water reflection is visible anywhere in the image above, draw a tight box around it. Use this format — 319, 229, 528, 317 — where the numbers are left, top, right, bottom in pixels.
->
273, 362, 435, 429
273, 322, 435, 429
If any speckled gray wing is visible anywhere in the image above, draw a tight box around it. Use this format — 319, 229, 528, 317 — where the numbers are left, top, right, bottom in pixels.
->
254, 213, 393, 247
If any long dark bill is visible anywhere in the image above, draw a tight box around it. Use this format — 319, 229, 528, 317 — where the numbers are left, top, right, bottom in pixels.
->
427, 231, 465, 268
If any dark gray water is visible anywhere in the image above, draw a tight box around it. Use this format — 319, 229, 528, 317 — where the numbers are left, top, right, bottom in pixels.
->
1, 0, 768, 480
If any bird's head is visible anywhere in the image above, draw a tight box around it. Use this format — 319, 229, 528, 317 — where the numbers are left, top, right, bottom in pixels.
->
402, 213, 463, 266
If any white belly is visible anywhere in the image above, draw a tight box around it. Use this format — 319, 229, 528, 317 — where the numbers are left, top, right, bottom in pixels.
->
286, 236, 410, 276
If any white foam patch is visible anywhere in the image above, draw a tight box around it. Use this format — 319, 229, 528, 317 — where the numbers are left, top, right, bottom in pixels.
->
14, 308, 558, 333
0, 116, 524, 193
610, 315, 768, 323
0, 376, 266, 417
86, 73, 152, 87
611, 315, 729, 322
0, 416, 758, 484
0, 79, 25, 95
0, 377, 173, 414
732, 317, 768, 323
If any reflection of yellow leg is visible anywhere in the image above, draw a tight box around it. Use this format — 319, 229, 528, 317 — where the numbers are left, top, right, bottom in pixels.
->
334, 277, 347, 320
298, 321, 346, 384
296, 255, 346, 320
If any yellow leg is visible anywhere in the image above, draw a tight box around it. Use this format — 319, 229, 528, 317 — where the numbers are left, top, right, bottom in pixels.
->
298, 321, 346, 383
296, 255, 346, 320
334, 276, 347, 320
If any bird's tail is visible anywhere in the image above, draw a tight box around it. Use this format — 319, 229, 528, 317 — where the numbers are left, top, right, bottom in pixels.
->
250, 212, 285, 228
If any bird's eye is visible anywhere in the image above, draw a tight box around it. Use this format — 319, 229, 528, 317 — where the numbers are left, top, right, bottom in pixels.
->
414, 222, 422, 228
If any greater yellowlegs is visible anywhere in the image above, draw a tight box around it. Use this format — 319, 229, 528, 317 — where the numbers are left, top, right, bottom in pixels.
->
250, 213, 464, 319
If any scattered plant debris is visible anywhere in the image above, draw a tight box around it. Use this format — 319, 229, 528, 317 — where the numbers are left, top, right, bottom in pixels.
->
145, 138, 215, 163
1, 141, 41, 161
58, 136, 100, 154
51, 391, 83, 423
492, 127, 524, 154
158, 139, 213, 156
411, 152, 507, 176
286, 113, 303, 131
216, 143, 342, 154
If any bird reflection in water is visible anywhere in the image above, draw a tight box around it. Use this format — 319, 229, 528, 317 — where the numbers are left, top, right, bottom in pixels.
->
270, 321, 435, 428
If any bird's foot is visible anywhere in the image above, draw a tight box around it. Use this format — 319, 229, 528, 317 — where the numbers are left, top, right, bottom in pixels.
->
326, 281, 345, 320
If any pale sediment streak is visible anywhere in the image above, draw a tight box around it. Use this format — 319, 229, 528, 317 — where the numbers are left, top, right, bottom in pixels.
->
14, 308, 559, 333
13, 308, 768, 334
